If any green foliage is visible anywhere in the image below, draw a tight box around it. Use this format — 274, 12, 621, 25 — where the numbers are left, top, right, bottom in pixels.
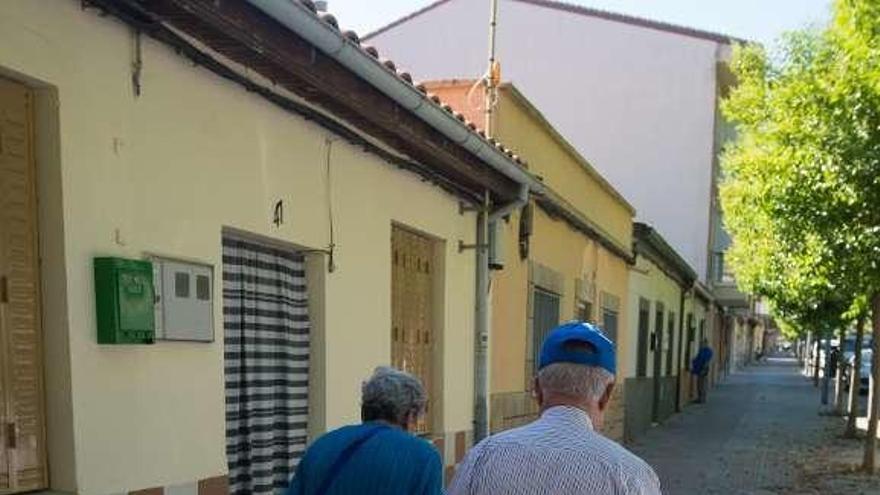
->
720, 0, 880, 336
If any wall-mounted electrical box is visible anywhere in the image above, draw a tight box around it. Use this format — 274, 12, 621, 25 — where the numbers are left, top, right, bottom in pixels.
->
152, 257, 214, 342
488, 220, 506, 270
95, 257, 155, 344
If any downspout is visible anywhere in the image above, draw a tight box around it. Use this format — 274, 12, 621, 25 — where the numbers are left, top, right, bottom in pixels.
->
474, 184, 529, 442
675, 286, 687, 412
244, 0, 544, 193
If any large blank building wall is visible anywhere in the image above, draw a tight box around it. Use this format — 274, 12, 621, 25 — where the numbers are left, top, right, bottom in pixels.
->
371, 0, 722, 281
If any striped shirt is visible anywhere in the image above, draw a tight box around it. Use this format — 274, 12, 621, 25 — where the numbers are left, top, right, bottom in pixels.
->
448, 406, 662, 495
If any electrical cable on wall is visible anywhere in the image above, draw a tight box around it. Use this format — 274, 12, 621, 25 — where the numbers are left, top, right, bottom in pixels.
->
325, 137, 337, 273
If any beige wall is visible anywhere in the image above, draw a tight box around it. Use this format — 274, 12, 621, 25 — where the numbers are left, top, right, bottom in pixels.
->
489, 203, 630, 441
494, 89, 633, 250
426, 82, 633, 251
491, 203, 630, 394
0, 2, 476, 493
430, 78, 637, 439
625, 255, 684, 379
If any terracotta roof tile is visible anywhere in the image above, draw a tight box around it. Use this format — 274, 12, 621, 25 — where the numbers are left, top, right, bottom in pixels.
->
342, 30, 360, 43
363, 45, 379, 58
300, 0, 318, 14
318, 13, 338, 29
290, 0, 523, 165
381, 58, 396, 71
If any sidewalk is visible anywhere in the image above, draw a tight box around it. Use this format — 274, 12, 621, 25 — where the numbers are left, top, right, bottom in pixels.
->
628, 358, 880, 495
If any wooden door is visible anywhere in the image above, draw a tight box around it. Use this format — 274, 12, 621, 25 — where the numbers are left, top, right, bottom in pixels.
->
0, 77, 47, 492
391, 226, 435, 435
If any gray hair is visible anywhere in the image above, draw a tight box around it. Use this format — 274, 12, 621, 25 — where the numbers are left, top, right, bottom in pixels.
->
361, 366, 427, 426
538, 363, 614, 402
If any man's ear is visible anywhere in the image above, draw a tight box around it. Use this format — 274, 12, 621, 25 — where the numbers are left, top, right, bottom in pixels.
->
532, 376, 543, 405
598, 381, 615, 411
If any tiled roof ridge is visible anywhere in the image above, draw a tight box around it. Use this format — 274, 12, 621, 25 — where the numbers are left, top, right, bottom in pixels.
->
363, 0, 748, 46
297, 0, 526, 166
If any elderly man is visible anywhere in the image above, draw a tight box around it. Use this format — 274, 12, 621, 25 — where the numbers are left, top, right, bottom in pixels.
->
449, 321, 661, 494
285, 366, 443, 495
692, 338, 714, 404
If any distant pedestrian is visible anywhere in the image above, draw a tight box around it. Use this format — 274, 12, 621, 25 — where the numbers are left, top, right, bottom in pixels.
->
448, 321, 662, 495
692, 339, 714, 404
285, 367, 443, 495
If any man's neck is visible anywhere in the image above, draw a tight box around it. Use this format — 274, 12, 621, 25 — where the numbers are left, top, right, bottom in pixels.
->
540, 399, 601, 428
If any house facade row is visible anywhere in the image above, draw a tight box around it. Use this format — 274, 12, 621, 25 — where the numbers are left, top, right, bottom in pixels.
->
0, 1, 755, 494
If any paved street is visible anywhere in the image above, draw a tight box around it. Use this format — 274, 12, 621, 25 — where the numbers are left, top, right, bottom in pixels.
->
629, 358, 833, 494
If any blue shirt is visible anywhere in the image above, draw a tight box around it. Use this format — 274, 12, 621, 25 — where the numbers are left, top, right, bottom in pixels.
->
691, 346, 713, 375
284, 422, 444, 495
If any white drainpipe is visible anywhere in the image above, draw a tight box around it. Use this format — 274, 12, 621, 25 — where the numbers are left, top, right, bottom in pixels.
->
245, 0, 536, 443
474, 184, 529, 441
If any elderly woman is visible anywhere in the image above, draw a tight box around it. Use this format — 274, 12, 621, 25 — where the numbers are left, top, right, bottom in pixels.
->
285, 366, 443, 495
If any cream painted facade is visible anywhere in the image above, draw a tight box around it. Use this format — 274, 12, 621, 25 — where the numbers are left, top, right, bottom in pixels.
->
0, 2, 481, 493
425, 81, 635, 440
626, 255, 685, 380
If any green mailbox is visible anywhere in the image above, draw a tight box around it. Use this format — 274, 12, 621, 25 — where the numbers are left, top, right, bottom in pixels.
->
94, 257, 155, 344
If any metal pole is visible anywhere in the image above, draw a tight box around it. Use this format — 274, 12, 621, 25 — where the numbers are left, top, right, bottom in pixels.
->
484, 0, 499, 136
473, 191, 491, 442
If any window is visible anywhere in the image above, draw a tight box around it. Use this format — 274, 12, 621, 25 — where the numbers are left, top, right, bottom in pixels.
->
685, 313, 695, 369
636, 298, 650, 378
666, 312, 676, 375
196, 274, 211, 301
713, 251, 736, 284
602, 308, 619, 348
174, 271, 190, 298
653, 303, 665, 376
533, 288, 561, 365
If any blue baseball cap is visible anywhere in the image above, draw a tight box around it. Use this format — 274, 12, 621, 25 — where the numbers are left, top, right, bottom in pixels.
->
538, 321, 616, 375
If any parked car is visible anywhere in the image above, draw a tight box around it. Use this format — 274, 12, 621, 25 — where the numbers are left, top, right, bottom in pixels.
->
845, 348, 872, 393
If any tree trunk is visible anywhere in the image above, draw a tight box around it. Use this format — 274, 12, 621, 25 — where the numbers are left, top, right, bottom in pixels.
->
835, 325, 848, 415
814, 338, 821, 387
822, 338, 831, 405
845, 314, 866, 438
863, 293, 880, 473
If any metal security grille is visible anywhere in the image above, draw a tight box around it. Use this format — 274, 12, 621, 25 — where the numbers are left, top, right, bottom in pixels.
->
391, 226, 435, 435
532, 288, 561, 365
0, 77, 47, 493
223, 235, 310, 495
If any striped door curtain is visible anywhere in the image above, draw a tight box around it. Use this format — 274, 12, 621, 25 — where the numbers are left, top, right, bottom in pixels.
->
222, 235, 311, 494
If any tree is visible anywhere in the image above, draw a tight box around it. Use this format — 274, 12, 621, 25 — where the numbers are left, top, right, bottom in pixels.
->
720, 0, 880, 472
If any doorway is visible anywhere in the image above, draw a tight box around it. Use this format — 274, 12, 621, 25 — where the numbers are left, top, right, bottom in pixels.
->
652, 303, 665, 422
0, 76, 48, 492
222, 234, 311, 494
391, 226, 438, 435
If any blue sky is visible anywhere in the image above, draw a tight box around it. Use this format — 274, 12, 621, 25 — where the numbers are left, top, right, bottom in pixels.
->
322, 0, 833, 48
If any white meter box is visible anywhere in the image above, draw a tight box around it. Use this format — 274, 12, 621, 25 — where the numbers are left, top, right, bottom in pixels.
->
152, 257, 214, 342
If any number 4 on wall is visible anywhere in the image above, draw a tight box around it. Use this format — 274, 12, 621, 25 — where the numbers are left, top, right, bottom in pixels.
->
273, 200, 283, 227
